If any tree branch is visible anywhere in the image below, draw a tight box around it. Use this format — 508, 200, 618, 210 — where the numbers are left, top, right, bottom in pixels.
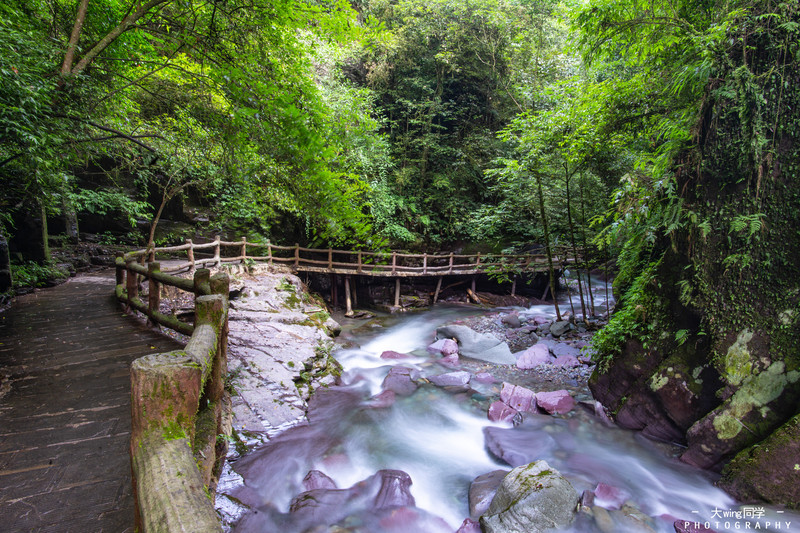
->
69, 0, 174, 77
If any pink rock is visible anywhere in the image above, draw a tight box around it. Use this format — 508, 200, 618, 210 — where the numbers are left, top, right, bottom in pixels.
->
369, 390, 396, 408
474, 372, 496, 383
516, 343, 552, 369
429, 371, 471, 388
381, 350, 413, 360
426, 338, 459, 356
456, 518, 481, 533
382, 366, 418, 396
488, 401, 518, 423
536, 390, 575, 414
532, 316, 550, 325
303, 470, 337, 491
552, 355, 581, 368
500, 382, 537, 413
593, 482, 629, 510
439, 353, 460, 368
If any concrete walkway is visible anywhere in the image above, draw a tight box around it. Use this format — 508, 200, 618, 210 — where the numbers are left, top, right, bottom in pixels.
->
0, 272, 183, 532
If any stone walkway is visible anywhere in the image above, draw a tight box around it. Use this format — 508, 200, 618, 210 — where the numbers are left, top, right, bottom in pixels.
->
0, 273, 182, 532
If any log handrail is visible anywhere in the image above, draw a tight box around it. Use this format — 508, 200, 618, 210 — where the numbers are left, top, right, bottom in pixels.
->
115, 255, 231, 532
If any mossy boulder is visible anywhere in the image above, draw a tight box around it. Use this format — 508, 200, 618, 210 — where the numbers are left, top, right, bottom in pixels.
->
718, 412, 800, 509
480, 460, 578, 533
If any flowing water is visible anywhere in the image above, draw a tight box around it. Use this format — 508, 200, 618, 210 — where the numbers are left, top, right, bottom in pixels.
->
224, 279, 798, 533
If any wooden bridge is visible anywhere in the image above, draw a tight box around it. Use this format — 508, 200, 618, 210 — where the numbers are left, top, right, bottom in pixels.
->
118, 237, 577, 316
127, 237, 572, 277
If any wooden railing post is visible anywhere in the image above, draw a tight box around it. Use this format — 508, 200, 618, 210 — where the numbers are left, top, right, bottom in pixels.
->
194, 268, 211, 296
391, 252, 397, 275
147, 262, 161, 328
423, 253, 427, 275
294, 243, 300, 268
125, 261, 138, 313
328, 248, 333, 269
357, 251, 362, 273
448, 252, 454, 274
115, 252, 124, 287
476, 252, 481, 270
185, 239, 195, 272
267, 240, 273, 266
213, 235, 221, 266
240, 237, 247, 263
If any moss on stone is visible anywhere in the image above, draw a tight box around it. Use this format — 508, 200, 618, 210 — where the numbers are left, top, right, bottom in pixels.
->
723, 329, 754, 387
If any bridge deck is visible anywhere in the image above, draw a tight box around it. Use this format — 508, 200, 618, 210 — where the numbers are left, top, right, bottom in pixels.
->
0, 272, 182, 532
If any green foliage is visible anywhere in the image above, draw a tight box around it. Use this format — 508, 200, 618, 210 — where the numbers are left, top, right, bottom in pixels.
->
11, 261, 68, 289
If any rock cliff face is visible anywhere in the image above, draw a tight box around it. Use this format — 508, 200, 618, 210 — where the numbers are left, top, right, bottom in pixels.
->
590, 8, 800, 508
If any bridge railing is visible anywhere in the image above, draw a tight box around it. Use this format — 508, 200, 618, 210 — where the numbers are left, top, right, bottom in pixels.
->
122, 238, 575, 277
115, 254, 230, 532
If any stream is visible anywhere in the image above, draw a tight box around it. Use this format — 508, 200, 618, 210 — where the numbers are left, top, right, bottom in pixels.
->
223, 280, 798, 533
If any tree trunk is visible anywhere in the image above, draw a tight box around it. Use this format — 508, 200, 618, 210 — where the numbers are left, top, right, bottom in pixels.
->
535, 171, 560, 320
564, 168, 586, 318
579, 175, 595, 315
61, 0, 90, 76
40, 202, 51, 263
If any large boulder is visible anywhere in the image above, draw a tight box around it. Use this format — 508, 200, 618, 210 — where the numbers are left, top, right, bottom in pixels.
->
436, 325, 515, 364
480, 461, 579, 533
516, 343, 552, 369
717, 412, 800, 507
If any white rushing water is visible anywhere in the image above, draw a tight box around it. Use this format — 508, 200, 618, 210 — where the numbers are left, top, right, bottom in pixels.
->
227, 280, 799, 533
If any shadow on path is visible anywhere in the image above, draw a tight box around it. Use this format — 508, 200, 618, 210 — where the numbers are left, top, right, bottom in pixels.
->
0, 272, 183, 532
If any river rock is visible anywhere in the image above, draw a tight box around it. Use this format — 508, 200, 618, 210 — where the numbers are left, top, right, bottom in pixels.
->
483, 426, 556, 466
427, 338, 459, 356
500, 382, 537, 413
436, 325, 515, 364
429, 371, 471, 388
592, 482, 629, 510
439, 353, 460, 368
501, 312, 522, 328
456, 518, 482, 533
382, 366, 419, 396
550, 320, 572, 337
302, 470, 337, 491
488, 401, 518, 423
535, 390, 575, 414
469, 470, 508, 518
480, 460, 579, 533
368, 390, 396, 408
474, 372, 497, 384
381, 350, 414, 360
552, 343, 581, 357
553, 355, 581, 368
374, 469, 415, 508
516, 343, 552, 369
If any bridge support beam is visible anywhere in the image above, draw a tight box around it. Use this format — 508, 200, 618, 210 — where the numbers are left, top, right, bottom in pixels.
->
394, 278, 400, 308
433, 278, 442, 305
344, 276, 353, 317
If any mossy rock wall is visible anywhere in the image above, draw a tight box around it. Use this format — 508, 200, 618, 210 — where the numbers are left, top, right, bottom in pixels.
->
591, 6, 800, 507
